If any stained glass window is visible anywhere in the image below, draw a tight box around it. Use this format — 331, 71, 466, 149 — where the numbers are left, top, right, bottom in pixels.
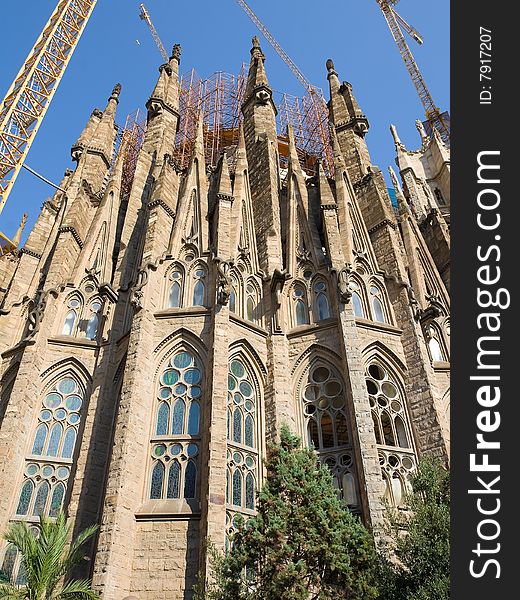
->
168, 271, 183, 308
150, 462, 164, 499
314, 281, 330, 321
246, 283, 257, 322
428, 335, 444, 362
232, 470, 242, 506
16, 481, 33, 516
294, 287, 309, 326
226, 358, 259, 520
229, 287, 237, 314
184, 462, 197, 498
150, 350, 202, 501
33, 482, 50, 517
192, 270, 206, 306
365, 361, 416, 507
302, 363, 359, 508
1, 545, 17, 580
62, 310, 77, 336
370, 286, 386, 323
15, 374, 85, 520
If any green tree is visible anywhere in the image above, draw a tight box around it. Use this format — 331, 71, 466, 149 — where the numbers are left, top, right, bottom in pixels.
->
0, 512, 100, 600
377, 457, 450, 600
196, 427, 378, 600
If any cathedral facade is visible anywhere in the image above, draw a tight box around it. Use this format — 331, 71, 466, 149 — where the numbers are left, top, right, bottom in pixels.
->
0, 38, 450, 599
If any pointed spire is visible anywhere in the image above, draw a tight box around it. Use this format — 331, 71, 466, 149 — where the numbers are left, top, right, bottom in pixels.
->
216, 151, 233, 199
415, 119, 429, 145
388, 165, 403, 194
326, 58, 349, 125
147, 43, 181, 117
169, 43, 182, 77
340, 80, 366, 123
286, 124, 303, 176
389, 167, 412, 217
318, 160, 336, 206
71, 109, 102, 161
235, 123, 247, 170
244, 36, 272, 105
390, 124, 404, 148
193, 110, 205, 160
329, 123, 346, 171
11, 213, 28, 247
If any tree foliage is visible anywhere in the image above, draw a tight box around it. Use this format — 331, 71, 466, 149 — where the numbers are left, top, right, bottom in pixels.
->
377, 457, 450, 600
195, 427, 378, 600
0, 512, 100, 600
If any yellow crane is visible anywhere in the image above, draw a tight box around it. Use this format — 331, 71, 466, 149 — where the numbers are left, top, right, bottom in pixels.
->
376, 0, 450, 144
0, 0, 98, 226
139, 3, 169, 64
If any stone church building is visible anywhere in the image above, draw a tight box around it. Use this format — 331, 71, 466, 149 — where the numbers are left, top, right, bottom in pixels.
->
0, 38, 450, 599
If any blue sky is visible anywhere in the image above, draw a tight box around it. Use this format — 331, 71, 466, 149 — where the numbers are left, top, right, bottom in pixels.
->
0, 0, 449, 242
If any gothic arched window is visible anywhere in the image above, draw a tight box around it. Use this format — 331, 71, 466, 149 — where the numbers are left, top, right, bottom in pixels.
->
348, 281, 365, 318
313, 281, 330, 321
434, 188, 446, 206
369, 285, 387, 323
168, 270, 183, 308
426, 324, 447, 363
14, 374, 85, 520
191, 268, 206, 307
226, 357, 260, 538
301, 362, 359, 509
365, 360, 416, 507
84, 300, 102, 340
246, 283, 257, 322
149, 350, 202, 502
292, 286, 309, 326
229, 276, 238, 315
62, 297, 81, 336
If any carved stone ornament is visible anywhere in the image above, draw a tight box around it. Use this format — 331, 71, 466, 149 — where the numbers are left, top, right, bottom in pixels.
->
337, 265, 352, 304
215, 258, 233, 306
255, 89, 271, 105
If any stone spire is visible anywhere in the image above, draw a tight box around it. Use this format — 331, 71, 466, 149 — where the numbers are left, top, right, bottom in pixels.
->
85, 83, 121, 167
11, 213, 28, 247
326, 59, 350, 125
327, 59, 371, 183
241, 36, 281, 275
390, 123, 404, 149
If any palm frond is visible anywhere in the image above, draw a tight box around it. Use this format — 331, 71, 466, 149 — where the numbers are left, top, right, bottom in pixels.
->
0, 583, 28, 599
3, 521, 37, 559
55, 578, 100, 600
63, 525, 98, 573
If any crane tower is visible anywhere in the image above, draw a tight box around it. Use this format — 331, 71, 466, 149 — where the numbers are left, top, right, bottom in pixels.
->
0, 0, 98, 219
376, 0, 450, 144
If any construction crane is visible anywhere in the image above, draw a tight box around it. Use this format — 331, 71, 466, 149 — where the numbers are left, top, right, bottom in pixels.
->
234, 0, 332, 170
0, 0, 98, 226
376, 0, 450, 144
139, 3, 169, 64
235, 0, 322, 99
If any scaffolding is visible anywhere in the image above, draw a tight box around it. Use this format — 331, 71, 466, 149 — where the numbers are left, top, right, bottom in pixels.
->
118, 108, 146, 201
278, 89, 333, 176
172, 68, 333, 177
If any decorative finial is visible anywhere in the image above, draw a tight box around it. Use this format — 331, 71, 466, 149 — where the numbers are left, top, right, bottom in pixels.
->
390, 124, 403, 148
388, 166, 402, 193
252, 36, 261, 48
12, 212, 28, 246
326, 59, 337, 77
415, 119, 428, 143
171, 43, 182, 62
109, 83, 121, 103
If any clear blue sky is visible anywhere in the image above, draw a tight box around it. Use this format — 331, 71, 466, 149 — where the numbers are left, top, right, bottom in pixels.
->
0, 0, 449, 242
